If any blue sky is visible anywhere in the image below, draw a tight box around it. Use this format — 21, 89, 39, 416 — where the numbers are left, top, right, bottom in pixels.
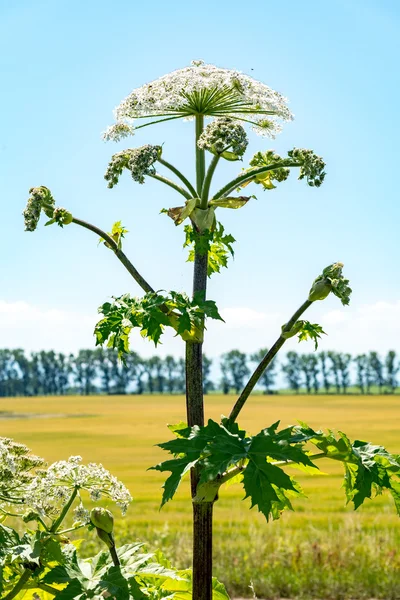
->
1, 0, 400, 359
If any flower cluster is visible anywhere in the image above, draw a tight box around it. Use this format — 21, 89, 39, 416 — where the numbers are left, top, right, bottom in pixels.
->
104, 60, 293, 140
0, 438, 45, 507
23, 186, 55, 231
197, 117, 248, 158
25, 455, 132, 517
105, 145, 161, 187
288, 148, 326, 187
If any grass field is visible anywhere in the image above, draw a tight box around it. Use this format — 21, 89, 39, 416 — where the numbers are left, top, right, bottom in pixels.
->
1, 394, 399, 599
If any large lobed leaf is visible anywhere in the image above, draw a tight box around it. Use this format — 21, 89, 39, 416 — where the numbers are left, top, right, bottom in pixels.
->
152, 419, 400, 522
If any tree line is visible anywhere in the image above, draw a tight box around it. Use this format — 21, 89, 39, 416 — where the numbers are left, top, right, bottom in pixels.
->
0, 348, 398, 397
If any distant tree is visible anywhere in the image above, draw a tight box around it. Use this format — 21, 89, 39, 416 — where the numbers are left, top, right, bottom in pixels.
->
126, 352, 145, 394
175, 358, 186, 393
337, 353, 352, 393
164, 355, 177, 394
73, 349, 97, 395
369, 351, 384, 394
12, 349, 31, 396
385, 350, 399, 393
56, 353, 71, 394
250, 349, 277, 394
220, 350, 249, 394
95, 348, 113, 394
30, 352, 42, 396
354, 354, 367, 394
319, 351, 331, 393
310, 355, 320, 393
202, 355, 213, 394
151, 356, 166, 393
299, 354, 319, 394
282, 351, 301, 393
365, 356, 374, 394
328, 351, 341, 394
220, 359, 230, 395
108, 350, 132, 394
0, 350, 18, 396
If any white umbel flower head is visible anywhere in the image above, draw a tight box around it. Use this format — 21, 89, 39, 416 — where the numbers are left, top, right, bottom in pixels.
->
104, 60, 293, 140
25, 456, 133, 516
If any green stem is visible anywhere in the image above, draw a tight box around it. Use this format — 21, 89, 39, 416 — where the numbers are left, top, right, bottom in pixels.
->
72, 217, 155, 294
229, 299, 313, 422
158, 157, 197, 198
150, 173, 192, 200
3, 569, 32, 600
201, 155, 220, 206
110, 545, 120, 567
57, 524, 85, 535
195, 115, 206, 199
213, 161, 301, 200
186, 113, 214, 600
50, 487, 78, 533
36, 583, 59, 596
0, 508, 23, 518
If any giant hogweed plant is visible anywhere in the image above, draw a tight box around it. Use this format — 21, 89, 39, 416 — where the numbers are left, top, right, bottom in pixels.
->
19, 61, 400, 600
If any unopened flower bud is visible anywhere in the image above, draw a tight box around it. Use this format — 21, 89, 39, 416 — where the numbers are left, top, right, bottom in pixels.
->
53, 207, 73, 227
90, 507, 114, 534
308, 279, 331, 302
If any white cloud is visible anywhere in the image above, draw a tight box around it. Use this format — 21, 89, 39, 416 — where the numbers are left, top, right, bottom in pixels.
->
0, 301, 97, 353
1, 299, 399, 357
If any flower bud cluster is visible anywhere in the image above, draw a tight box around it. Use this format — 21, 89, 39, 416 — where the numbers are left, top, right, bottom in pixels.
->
308, 262, 352, 306
23, 186, 55, 231
105, 145, 161, 187
288, 148, 326, 187
249, 150, 291, 183
197, 117, 248, 157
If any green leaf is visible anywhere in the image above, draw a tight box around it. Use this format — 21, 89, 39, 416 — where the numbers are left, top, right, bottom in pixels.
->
297, 321, 327, 350
150, 458, 197, 507
209, 196, 252, 209
243, 458, 298, 521
183, 222, 236, 277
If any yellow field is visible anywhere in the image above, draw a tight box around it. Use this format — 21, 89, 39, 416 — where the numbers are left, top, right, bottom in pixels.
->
1, 394, 399, 598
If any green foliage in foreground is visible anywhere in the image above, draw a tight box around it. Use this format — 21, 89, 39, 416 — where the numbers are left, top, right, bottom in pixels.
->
0, 436, 229, 600
0, 525, 228, 600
